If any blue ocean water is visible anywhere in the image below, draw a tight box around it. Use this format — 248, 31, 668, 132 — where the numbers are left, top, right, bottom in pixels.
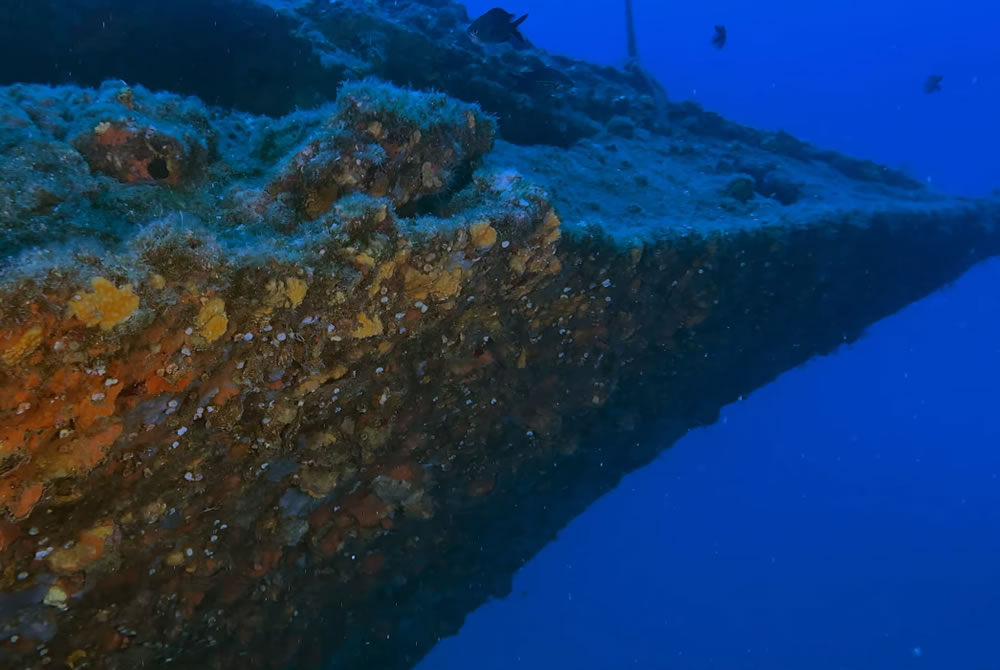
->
464, 0, 999, 197
417, 2, 1000, 668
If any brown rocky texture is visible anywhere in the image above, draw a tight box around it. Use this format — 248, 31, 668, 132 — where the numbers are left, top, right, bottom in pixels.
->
0, 78, 998, 670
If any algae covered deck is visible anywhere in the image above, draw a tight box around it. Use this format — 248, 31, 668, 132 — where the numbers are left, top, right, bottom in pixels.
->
0, 2, 999, 669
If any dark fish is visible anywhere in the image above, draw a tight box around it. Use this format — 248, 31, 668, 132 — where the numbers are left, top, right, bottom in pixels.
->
924, 74, 943, 93
712, 25, 727, 49
512, 65, 574, 94
468, 8, 529, 45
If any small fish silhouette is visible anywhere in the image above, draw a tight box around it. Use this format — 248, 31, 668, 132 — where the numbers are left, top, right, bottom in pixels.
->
924, 74, 943, 93
712, 25, 727, 49
468, 8, 529, 45
511, 65, 574, 94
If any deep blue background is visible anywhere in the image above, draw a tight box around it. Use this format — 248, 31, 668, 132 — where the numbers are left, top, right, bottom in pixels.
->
462, 0, 999, 197
417, 2, 1000, 668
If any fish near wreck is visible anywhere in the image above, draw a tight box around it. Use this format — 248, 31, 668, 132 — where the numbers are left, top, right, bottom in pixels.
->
468, 7, 529, 45
712, 25, 727, 49
511, 65, 575, 95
